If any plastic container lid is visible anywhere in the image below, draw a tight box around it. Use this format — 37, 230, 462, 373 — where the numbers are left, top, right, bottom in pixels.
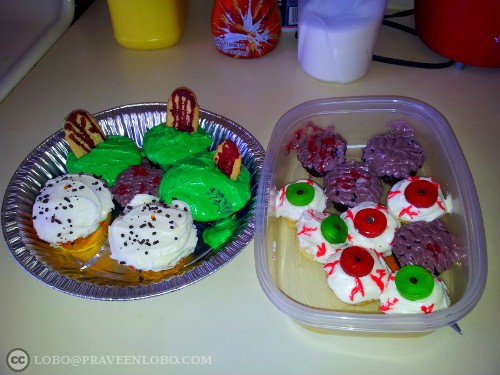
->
255, 96, 487, 333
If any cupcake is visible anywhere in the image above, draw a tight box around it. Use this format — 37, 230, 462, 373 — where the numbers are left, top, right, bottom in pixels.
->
362, 121, 425, 184
323, 246, 390, 305
387, 176, 453, 223
323, 160, 384, 212
31, 173, 114, 261
142, 87, 213, 170
379, 265, 451, 314
108, 194, 198, 280
65, 135, 143, 186
142, 125, 213, 170
112, 163, 164, 208
158, 150, 251, 222
287, 123, 347, 177
296, 210, 348, 263
274, 179, 327, 227
391, 219, 462, 275
341, 202, 400, 256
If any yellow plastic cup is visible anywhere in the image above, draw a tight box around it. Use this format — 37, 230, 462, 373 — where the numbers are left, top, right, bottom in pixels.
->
107, 0, 188, 50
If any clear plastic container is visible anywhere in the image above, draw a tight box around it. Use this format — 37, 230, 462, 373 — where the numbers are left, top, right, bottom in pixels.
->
255, 96, 487, 334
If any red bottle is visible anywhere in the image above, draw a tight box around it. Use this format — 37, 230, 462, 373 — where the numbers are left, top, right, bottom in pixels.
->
211, 0, 281, 58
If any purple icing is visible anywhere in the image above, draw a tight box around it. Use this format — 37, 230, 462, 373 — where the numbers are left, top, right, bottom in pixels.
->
362, 121, 425, 182
392, 219, 462, 274
112, 162, 164, 208
323, 160, 383, 211
287, 123, 347, 177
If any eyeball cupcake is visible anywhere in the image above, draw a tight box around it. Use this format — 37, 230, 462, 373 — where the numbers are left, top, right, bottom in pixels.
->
323, 246, 390, 305
323, 160, 384, 212
32, 173, 114, 261
286, 123, 347, 177
274, 179, 327, 227
108, 194, 198, 280
362, 121, 425, 185
296, 210, 348, 263
387, 176, 453, 223
340, 202, 400, 256
379, 265, 451, 314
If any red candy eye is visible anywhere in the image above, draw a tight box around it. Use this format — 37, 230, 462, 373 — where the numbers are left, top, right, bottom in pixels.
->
340, 246, 374, 277
353, 208, 387, 238
404, 180, 438, 208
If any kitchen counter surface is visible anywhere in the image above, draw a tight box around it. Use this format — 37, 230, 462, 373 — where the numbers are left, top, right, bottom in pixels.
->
1, 1, 499, 374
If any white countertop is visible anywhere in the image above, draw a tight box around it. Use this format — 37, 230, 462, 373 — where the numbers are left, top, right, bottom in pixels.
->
1, 1, 499, 374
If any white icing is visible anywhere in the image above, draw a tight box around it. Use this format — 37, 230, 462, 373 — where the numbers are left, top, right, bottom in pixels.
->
274, 179, 327, 222
341, 202, 400, 256
296, 210, 347, 263
108, 195, 198, 271
379, 271, 451, 314
323, 246, 390, 304
387, 176, 453, 222
32, 174, 113, 244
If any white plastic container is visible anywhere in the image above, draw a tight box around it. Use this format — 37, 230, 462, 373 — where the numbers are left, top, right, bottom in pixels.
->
297, 0, 387, 83
255, 96, 487, 334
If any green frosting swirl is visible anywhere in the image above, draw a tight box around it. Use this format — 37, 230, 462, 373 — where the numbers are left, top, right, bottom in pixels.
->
66, 135, 142, 186
158, 151, 251, 222
142, 125, 213, 169
202, 215, 240, 250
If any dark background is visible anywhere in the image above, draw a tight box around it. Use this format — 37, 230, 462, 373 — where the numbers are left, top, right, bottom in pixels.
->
73, 0, 96, 24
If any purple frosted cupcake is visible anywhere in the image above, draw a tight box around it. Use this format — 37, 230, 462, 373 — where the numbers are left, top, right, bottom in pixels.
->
112, 162, 164, 208
287, 123, 347, 177
323, 160, 383, 212
391, 219, 462, 275
362, 121, 425, 185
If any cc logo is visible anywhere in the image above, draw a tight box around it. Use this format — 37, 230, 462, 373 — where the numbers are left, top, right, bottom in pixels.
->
6, 348, 30, 372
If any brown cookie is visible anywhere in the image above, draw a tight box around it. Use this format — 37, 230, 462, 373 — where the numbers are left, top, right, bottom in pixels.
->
166, 87, 199, 133
63, 109, 106, 158
213, 139, 242, 181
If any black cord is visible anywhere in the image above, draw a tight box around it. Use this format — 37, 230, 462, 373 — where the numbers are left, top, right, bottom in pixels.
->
373, 9, 454, 69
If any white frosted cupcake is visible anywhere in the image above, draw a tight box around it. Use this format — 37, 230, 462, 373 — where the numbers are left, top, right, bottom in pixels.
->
32, 173, 114, 261
296, 210, 348, 263
340, 202, 400, 256
379, 265, 450, 314
108, 194, 198, 276
387, 176, 453, 223
274, 179, 327, 227
323, 245, 390, 305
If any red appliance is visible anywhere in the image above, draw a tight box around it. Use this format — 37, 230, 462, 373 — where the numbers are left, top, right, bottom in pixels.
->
414, 0, 500, 68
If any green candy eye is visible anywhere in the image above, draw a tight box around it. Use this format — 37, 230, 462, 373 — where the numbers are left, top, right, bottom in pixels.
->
395, 265, 435, 301
286, 182, 315, 206
321, 215, 347, 244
